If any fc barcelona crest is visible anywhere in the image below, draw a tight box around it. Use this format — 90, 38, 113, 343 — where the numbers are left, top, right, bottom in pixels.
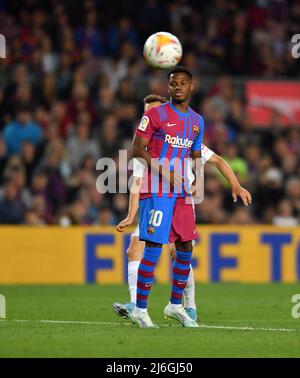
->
148, 226, 155, 235
193, 125, 199, 136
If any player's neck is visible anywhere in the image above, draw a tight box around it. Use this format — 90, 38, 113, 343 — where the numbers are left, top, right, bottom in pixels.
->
171, 100, 189, 114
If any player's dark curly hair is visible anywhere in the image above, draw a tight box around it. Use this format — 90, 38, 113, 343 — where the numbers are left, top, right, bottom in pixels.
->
167, 66, 193, 79
143, 94, 168, 105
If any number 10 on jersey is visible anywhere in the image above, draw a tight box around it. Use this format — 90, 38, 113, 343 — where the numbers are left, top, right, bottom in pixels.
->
149, 210, 163, 227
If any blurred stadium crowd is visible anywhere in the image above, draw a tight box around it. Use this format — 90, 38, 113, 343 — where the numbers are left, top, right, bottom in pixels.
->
0, 0, 299, 226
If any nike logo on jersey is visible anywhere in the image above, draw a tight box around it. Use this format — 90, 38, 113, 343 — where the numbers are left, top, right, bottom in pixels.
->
167, 122, 177, 127
165, 134, 193, 148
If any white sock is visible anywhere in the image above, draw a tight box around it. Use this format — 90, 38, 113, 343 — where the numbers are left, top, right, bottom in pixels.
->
183, 266, 196, 310
170, 303, 182, 309
134, 307, 147, 314
128, 261, 140, 304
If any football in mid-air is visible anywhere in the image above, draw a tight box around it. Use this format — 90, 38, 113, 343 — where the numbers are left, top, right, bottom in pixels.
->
143, 31, 182, 69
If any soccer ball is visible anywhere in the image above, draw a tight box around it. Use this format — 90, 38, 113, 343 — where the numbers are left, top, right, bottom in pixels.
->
143, 32, 182, 69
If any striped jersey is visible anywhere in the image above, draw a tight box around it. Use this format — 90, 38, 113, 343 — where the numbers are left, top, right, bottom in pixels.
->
134, 101, 205, 198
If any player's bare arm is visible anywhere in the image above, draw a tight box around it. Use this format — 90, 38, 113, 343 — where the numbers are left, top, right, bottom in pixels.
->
116, 176, 141, 232
132, 134, 154, 168
208, 153, 252, 206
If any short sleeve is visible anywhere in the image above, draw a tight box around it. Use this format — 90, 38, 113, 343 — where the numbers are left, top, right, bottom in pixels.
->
191, 115, 205, 151
133, 158, 145, 178
201, 144, 214, 163
134, 107, 159, 140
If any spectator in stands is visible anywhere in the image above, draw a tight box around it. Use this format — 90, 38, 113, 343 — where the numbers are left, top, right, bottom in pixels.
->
24, 207, 46, 226
272, 199, 298, 226
229, 206, 256, 224
21, 141, 38, 186
66, 112, 100, 169
98, 206, 115, 225
0, 179, 24, 224
3, 105, 42, 156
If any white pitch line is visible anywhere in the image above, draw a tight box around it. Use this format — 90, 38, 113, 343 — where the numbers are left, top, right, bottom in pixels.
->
0, 319, 299, 333
11, 319, 132, 326
199, 324, 298, 333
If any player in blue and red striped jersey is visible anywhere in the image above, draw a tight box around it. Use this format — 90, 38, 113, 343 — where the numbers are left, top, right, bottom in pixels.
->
114, 92, 252, 326
130, 66, 204, 328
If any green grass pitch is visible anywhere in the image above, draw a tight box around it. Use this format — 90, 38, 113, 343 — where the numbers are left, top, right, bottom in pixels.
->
0, 283, 300, 358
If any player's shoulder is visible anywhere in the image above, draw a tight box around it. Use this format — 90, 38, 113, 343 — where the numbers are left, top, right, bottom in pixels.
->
144, 103, 168, 118
142, 103, 169, 126
188, 106, 204, 123
137, 104, 166, 131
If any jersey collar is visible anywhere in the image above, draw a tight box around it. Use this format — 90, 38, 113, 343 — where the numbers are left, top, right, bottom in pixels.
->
169, 101, 190, 117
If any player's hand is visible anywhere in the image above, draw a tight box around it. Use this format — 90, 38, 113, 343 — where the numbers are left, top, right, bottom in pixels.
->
190, 178, 202, 195
169, 170, 183, 188
160, 166, 182, 188
232, 186, 252, 206
116, 217, 133, 232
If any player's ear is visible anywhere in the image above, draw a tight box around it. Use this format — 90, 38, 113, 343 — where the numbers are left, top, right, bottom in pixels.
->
191, 82, 194, 92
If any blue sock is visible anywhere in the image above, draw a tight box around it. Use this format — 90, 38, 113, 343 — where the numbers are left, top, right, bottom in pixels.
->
170, 250, 192, 305
136, 246, 162, 309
